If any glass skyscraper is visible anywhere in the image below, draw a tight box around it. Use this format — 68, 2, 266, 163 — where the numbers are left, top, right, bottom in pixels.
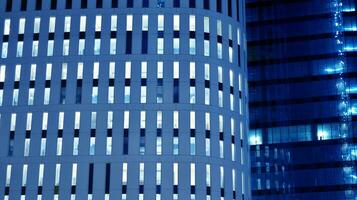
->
247, 0, 357, 199
0, 0, 250, 200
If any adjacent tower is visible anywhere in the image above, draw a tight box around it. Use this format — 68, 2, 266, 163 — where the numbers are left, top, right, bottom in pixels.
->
0, 1, 250, 200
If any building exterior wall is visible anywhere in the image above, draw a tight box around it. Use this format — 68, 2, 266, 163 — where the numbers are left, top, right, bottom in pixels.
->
247, 0, 357, 199
0, 0, 250, 200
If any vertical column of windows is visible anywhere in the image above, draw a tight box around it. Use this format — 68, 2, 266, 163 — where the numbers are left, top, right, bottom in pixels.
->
123, 111, 130, 154
126, 15, 133, 54
173, 111, 179, 155
237, 28, 241, 66
28, 64, 36, 105
156, 62, 163, 103
217, 20, 223, 59
40, 112, 49, 156
90, 112, 97, 155
32, 18, 40, 57
60, 63, 67, 104
54, 164, 61, 199
92, 62, 99, 104
110, 15, 117, 55
173, 15, 180, 54
105, 163, 111, 200
47, 17, 56, 56
157, 15, 164, 54
139, 111, 146, 155
56, 112, 64, 156
122, 163, 128, 199
0, 65, 5, 105
190, 163, 196, 200
204, 64, 210, 105
189, 15, 196, 55
63, 16, 71, 56
16, 18, 25, 57
204, 17, 210, 56
231, 118, 236, 161
240, 122, 244, 165
239, 74, 243, 115
229, 70, 234, 111
205, 113, 211, 156
206, 164, 211, 200
156, 163, 162, 199
94, 16, 101, 55
232, 169, 236, 200
173, 62, 179, 103
189, 62, 196, 103
71, 163, 78, 199
73, 112, 80, 155
8, 113, 16, 156
140, 62, 147, 103
4, 165, 11, 199
228, 25, 233, 63
190, 111, 196, 155
139, 163, 145, 199
24, 113, 32, 157
37, 164, 44, 200
124, 62, 131, 103
78, 16, 86, 55
44, 64, 52, 105
108, 62, 115, 103
106, 111, 113, 155
76, 63, 83, 103
219, 115, 224, 158
142, 15, 149, 54
156, 111, 163, 155
173, 163, 179, 200
2, 19, 10, 58
87, 163, 94, 200
21, 164, 28, 198
12, 64, 21, 106
220, 166, 224, 200
218, 66, 223, 108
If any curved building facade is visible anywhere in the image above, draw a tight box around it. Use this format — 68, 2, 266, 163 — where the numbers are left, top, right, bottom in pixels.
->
0, 0, 249, 200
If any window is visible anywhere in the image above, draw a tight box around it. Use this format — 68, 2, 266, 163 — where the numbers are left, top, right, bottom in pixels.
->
111, 15, 117, 31
49, 17, 56, 32
64, 16, 71, 32
157, 38, 164, 54
122, 163, 128, 185
5, 165, 11, 187
139, 163, 145, 185
18, 18, 26, 34
38, 164, 44, 186
4, 19, 11, 35
173, 15, 180, 31
80, 16, 86, 32
32, 41, 39, 57
126, 15, 133, 31
16, 41, 23, 57
173, 38, 179, 54
158, 15, 164, 31
34, 18, 41, 33
95, 15, 102, 32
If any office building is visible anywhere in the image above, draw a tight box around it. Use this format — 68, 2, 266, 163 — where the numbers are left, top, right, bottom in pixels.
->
247, 0, 357, 199
0, 0, 250, 200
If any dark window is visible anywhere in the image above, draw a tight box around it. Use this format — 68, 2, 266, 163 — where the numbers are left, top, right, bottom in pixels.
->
50, 0, 56, 10
20, 0, 27, 11
60, 86, 66, 104
5, 0, 12, 12
126, 32, 132, 54
236, 0, 239, 21
142, 31, 148, 54
8, 132, 14, 156
66, 0, 72, 9
228, 0, 232, 16
189, 0, 195, 8
216, 0, 221, 13
143, 0, 149, 7
76, 80, 82, 104
35, 0, 42, 10
203, 0, 209, 9
96, 0, 102, 8
88, 163, 94, 194
112, 0, 118, 8
173, 0, 180, 7
127, 0, 133, 7
81, 0, 87, 8
173, 79, 179, 103
123, 130, 129, 154
105, 163, 111, 194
